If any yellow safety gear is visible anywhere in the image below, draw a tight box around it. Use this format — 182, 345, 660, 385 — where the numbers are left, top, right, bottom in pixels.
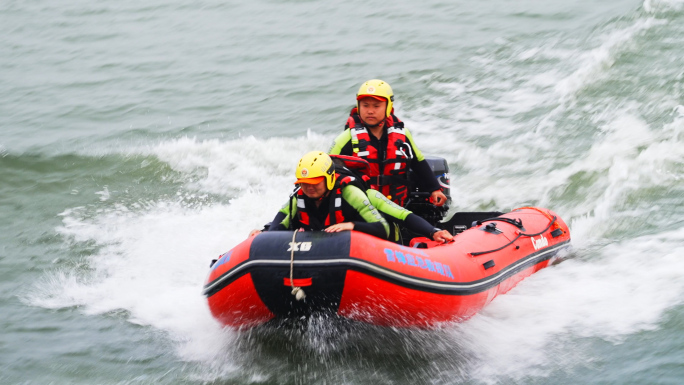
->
356, 79, 394, 118
295, 151, 336, 190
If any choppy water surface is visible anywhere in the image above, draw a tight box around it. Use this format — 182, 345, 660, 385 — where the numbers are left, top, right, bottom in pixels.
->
1, 0, 683, 384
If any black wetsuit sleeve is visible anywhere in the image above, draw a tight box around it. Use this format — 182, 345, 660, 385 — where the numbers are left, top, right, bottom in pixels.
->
339, 194, 389, 239
403, 213, 436, 238
337, 141, 353, 156
411, 158, 441, 192
267, 211, 289, 231
351, 221, 388, 239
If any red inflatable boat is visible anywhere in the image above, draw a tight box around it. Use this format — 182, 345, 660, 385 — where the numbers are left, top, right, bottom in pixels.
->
203, 207, 571, 328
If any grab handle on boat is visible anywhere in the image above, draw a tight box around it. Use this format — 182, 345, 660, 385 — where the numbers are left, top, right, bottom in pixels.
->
475, 217, 524, 229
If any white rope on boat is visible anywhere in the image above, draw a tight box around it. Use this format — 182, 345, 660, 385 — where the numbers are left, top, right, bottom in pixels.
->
289, 230, 306, 301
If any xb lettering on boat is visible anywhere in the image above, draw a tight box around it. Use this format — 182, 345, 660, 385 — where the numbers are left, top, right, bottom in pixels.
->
287, 241, 312, 252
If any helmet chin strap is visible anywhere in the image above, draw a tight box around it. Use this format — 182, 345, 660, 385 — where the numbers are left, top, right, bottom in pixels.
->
304, 188, 331, 203
317, 189, 331, 202
362, 119, 385, 130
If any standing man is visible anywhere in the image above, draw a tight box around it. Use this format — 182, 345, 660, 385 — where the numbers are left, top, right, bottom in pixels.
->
329, 79, 447, 208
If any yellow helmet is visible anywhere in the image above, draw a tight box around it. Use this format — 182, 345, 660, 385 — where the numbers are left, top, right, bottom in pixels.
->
356, 79, 394, 118
294, 151, 336, 190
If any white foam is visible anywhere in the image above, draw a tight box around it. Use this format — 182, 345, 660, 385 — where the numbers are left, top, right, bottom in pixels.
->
95, 186, 110, 202
27, 132, 338, 367
643, 0, 684, 13
456, 225, 684, 381
136, 132, 332, 196
28, 200, 258, 366
414, 61, 682, 245
24, 19, 684, 377
554, 18, 666, 101
22, 112, 683, 381
407, 104, 683, 239
390, 20, 684, 381
414, 14, 669, 163
565, 109, 682, 246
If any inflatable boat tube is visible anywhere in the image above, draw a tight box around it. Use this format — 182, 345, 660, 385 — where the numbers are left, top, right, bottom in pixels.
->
203, 207, 571, 328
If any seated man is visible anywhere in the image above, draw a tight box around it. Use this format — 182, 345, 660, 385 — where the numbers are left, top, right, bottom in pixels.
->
329, 79, 448, 208
250, 152, 451, 245
264, 151, 389, 239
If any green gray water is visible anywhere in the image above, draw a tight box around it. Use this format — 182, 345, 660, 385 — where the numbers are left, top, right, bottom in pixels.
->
2, 0, 683, 384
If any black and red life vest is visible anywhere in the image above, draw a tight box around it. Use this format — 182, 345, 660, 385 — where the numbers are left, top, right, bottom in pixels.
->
294, 173, 360, 230
344, 108, 412, 206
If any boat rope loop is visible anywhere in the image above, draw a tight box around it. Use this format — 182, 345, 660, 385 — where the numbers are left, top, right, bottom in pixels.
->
514, 206, 563, 233
289, 231, 306, 301
470, 215, 558, 257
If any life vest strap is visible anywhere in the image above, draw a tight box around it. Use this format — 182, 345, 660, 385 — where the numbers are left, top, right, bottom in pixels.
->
374, 174, 410, 187
346, 110, 411, 206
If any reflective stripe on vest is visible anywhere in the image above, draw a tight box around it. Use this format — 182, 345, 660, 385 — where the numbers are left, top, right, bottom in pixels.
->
295, 176, 351, 229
